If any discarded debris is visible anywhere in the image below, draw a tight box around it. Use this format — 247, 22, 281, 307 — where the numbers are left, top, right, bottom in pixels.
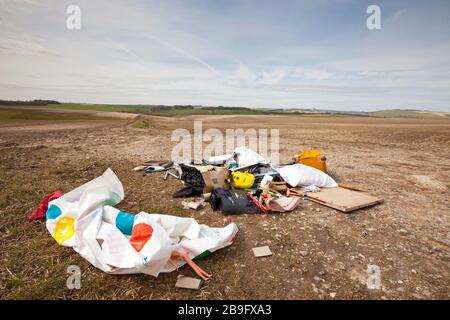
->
182, 199, 206, 210
134, 147, 383, 215
175, 275, 202, 290
299, 250, 310, 257
44, 168, 239, 278
252, 246, 272, 257
294, 149, 327, 172
163, 170, 180, 181
276, 163, 337, 188
28, 191, 64, 221
305, 186, 383, 212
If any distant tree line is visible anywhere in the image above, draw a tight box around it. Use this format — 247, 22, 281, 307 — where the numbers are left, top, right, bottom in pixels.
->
204, 106, 251, 111
0, 99, 60, 106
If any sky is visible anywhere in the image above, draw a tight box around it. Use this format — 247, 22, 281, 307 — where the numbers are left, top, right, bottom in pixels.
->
0, 0, 449, 111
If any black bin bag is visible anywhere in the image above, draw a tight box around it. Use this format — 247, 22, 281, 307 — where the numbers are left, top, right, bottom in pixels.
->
210, 188, 259, 215
173, 164, 205, 198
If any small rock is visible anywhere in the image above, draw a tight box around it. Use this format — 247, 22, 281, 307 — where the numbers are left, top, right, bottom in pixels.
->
299, 250, 310, 257
397, 229, 410, 236
330, 292, 336, 298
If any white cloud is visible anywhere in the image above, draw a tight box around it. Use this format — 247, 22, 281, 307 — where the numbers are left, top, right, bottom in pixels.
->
295, 68, 333, 81
392, 9, 406, 21
234, 64, 257, 84
0, 0, 449, 111
0, 34, 58, 56
261, 67, 287, 85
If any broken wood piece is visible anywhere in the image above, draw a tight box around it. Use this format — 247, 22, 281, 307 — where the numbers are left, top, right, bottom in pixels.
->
268, 187, 283, 195
175, 275, 202, 290
287, 188, 303, 197
338, 183, 369, 193
269, 183, 287, 192
252, 246, 272, 257
270, 181, 287, 185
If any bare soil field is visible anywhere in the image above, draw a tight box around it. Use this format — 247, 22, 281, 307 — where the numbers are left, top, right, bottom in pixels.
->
0, 114, 449, 299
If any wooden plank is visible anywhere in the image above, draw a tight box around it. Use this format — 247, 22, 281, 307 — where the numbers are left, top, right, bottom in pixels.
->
337, 183, 369, 193
305, 187, 383, 213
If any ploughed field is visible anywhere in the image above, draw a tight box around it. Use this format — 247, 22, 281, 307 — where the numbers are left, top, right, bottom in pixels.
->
0, 113, 449, 299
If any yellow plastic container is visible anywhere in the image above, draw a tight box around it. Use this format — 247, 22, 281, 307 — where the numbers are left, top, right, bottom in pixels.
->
295, 149, 327, 172
231, 171, 255, 189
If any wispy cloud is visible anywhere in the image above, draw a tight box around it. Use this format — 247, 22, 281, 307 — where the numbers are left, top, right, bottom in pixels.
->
0, 0, 449, 111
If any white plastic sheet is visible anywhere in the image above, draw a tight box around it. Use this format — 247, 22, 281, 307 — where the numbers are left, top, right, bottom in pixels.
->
233, 146, 265, 168
276, 163, 338, 188
46, 168, 238, 277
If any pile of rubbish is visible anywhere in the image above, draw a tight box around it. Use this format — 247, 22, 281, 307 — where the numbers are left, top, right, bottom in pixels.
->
136, 147, 383, 215
30, 169, 238, 281
29, 146, 383, 286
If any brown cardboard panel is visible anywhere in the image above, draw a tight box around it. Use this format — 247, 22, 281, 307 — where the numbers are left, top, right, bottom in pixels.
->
306, 187, 383, 212
175, 275, 202, 290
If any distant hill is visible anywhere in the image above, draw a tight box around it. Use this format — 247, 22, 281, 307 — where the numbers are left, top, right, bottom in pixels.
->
0, 100, 448, 119
369, 109, 450, 119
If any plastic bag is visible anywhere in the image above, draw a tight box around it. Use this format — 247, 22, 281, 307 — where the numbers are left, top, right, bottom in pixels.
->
233, 146, 265, 168
276, 163, 337, 188
264, 196, 301, 212
46, 168, 238, 277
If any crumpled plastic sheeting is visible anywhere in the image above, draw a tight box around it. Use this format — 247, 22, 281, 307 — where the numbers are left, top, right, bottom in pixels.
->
233, 146, 266, 168
46, 168, 239, 277
276, 163, 338, 188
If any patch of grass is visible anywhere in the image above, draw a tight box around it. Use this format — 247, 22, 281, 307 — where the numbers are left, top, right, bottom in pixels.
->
1, 103, 373, 118
4, 103, 152, 113
130, 119, 151, 129
280, 254, 301, 269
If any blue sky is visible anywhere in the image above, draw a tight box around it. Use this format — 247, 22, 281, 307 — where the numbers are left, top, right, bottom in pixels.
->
0, 0, 449, 111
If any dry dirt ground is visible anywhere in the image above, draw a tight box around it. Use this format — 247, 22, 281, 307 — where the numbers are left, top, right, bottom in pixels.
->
0, 114, 449, 300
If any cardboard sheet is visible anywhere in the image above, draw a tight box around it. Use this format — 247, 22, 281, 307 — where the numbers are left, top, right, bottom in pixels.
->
193, 165, 230, 193
305, 187, 383, 212
175, 276, 202, 289
252, 246, 272, 257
